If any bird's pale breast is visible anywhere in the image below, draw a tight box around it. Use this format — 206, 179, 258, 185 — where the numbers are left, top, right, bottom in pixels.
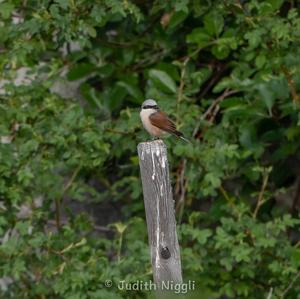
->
140, 109, 163, 137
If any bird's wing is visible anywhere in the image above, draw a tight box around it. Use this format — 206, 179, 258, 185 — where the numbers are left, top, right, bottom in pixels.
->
149, 111, 177, 134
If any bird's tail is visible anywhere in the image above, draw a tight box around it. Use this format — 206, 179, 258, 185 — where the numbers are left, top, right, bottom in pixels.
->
179, 135, 191, 143
173, 130, 191, 143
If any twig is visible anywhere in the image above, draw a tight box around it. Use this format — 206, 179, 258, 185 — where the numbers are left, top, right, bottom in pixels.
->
176, 57, 189, 123
117, 232, 123, 263
180, 40, 218, 62
198, 63, 228, 99
55, 164, 82, 230
105, 128, 133, 135
54, 198, 61, 230
62, 164, 82, 196
175, 159, 187, 223
174, 58, 189, 220
280, 271, 300, 299
253, 169, 270, 218
219, 185, 241, 219
132, 49, 169, 71
281, 65, 299, 106
192, 88, 238, 138
266, 287, 273, 299
290, 178, 300, 215
203, 89, 238, 120
48, 219, 114, 233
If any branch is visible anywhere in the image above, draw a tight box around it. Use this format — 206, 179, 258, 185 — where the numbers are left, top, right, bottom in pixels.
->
280, 271, 300, 299
105, 128, 133, 135
176, 57, 189, 123
62, 164, 82, 196
253, 169, 270, 218
175, 159, 187, 223
198, 63, 228, 99
55, 164, 82, 230
290, 178, 300, 216
174, 58, 189, 221
219, 185, 241, 219
48, 219, 114, 233
193, 88, 238, 138
281, 65, 299, 106
266, 287, 273, 299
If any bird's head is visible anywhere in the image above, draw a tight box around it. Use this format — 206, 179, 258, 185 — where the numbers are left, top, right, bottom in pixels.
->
141, 99, 159, 110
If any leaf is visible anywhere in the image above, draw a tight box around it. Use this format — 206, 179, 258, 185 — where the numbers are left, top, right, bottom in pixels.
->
204, 12, 224, 36
174, 0, 189, 13
85, 24, 97, 38
245, 29, 264, 50
97, 64, 115, 78
108, 84, 127, 110
213, 77, 234, 93
204, 173, 221, 188
168, 11, 188, 30
211, 44, 230, 59
195, 229, 213, 244
222, 105, 266, 126
116, 81, 143, 103
67, 63, 95, 81
186, 28, 211, 45
0, 3, 15, 19
261, 0, 284, 13
148, 69, 177, 94
257, 83, 275, 114
80, 83, 103, 110
291, 248, 300, 267
255, 54, 266, 69
55, 0, 70, 9
112, 222, 127, 234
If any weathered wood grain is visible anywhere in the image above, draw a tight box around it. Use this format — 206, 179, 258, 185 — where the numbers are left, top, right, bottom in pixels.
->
137, 140, 182, 286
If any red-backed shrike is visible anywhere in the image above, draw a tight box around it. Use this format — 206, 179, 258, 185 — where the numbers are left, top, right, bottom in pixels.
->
140, 99, 189, 142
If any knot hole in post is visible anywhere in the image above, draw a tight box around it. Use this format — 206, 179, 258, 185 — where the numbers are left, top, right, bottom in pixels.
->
160, 246, 171, 259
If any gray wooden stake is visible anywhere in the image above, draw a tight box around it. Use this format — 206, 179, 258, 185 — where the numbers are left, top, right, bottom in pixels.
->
137, 140, 182, 286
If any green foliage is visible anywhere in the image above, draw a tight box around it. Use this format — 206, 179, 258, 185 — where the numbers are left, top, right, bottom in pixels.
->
1, 0, 300, 298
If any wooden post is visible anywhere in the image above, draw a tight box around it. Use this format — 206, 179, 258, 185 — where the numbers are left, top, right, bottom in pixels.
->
137, 140, 182, 286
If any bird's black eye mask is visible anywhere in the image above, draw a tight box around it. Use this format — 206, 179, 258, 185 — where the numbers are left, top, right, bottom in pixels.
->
142, 105, 159, 110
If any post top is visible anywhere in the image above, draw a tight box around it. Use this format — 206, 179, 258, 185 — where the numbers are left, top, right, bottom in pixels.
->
137, 139, 166, 152
138, 139, 164, 144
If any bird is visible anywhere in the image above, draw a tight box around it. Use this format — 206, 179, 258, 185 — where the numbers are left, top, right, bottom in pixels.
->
140, 99, 190, 142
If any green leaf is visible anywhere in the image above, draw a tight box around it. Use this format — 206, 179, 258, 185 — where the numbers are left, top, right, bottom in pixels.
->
97, 64, 115, 78
213, 77, 234, 93
67, 63, 95, 81
196, 229, 213, 244
112, 222, 127, 234
148, 69, 177, 94
80, 83, 103, 110
108, 84, 127, 110
291, 248, 300, 267
168, 11, 188, 30
204, 173, 221, 188
204, 12, 224, 36
257, 83, 275, 114
174, 0, 189, 13
255, 54, 266, 69
211, 44, 230, 59
85, 24, 97, 38
186, 28, 211, 45
0, 3, 15, 19
263, 0, 284, 13
116, 81, 143, 103
55, 0, 70, 9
